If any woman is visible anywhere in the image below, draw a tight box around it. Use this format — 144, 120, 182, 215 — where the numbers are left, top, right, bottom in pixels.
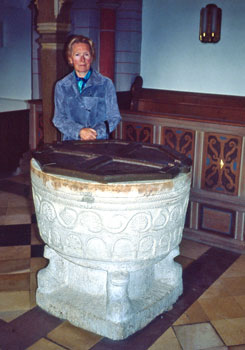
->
53, 35, 121, 141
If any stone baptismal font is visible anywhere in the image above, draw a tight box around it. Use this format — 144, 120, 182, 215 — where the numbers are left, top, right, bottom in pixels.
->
31, 140, 192, 340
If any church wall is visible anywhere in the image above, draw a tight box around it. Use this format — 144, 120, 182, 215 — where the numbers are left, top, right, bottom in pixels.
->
141, 0, 245, 96
0, 0, 31, 111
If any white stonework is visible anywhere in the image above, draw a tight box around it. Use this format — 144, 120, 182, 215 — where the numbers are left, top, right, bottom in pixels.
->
31, 158, 191, 340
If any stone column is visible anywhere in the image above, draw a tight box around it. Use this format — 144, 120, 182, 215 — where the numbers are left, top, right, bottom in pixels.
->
106, 271, 132, 322
97, 0, 120, 81
34, 0, 72, 143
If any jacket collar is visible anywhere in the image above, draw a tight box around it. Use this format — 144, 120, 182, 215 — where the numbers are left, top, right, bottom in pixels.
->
65, 69, 104, 96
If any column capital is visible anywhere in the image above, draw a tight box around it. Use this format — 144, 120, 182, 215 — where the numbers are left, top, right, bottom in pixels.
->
37, 22, 71, 34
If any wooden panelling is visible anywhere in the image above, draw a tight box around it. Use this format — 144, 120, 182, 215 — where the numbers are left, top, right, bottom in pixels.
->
201, 133, 242, 196
117, 91, 132, 110
199, 204, 235, 237
0, 110, 29, 172
133, 89, 245, 124
117, 87, 245, 253
122, 121, 153, 143
161, 127, 195, 160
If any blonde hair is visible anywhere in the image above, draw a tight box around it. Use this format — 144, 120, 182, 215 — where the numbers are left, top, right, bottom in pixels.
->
66, 35, 96, 64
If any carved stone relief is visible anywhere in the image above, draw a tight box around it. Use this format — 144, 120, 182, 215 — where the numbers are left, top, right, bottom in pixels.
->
31, 159, 191, 340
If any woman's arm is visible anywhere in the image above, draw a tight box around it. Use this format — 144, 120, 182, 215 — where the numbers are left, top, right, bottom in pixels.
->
53, 82, 84, 140
94, 79, 121, 139
105, 79, 122, 133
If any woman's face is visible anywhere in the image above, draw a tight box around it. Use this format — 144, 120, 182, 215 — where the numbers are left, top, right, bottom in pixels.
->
69, 42, 93, 78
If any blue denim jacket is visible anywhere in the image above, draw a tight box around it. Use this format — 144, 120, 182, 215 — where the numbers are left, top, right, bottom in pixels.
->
53, 70, 121, 140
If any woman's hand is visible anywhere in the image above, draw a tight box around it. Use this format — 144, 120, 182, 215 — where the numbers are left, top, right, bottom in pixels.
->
79, 128, 97, 140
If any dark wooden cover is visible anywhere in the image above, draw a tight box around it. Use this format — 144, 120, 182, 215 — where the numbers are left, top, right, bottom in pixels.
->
33, 140, 192, 183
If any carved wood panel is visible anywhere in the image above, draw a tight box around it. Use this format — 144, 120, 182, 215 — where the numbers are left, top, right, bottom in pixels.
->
161, 127, 195, 161
122, 121, 153, 143
202, 133, 242, 195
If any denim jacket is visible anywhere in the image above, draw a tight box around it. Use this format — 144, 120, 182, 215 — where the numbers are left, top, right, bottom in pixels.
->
53, 69, 121, 140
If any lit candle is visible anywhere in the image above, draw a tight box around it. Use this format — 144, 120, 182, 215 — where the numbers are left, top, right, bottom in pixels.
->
202, 7, 207, 36
211, 5, 217, 37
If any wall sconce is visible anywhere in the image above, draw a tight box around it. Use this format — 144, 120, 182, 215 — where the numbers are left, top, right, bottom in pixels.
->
199, 4, 222, 43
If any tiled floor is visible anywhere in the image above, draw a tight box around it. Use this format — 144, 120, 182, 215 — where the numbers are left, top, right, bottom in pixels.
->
0, 172, 245, 350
